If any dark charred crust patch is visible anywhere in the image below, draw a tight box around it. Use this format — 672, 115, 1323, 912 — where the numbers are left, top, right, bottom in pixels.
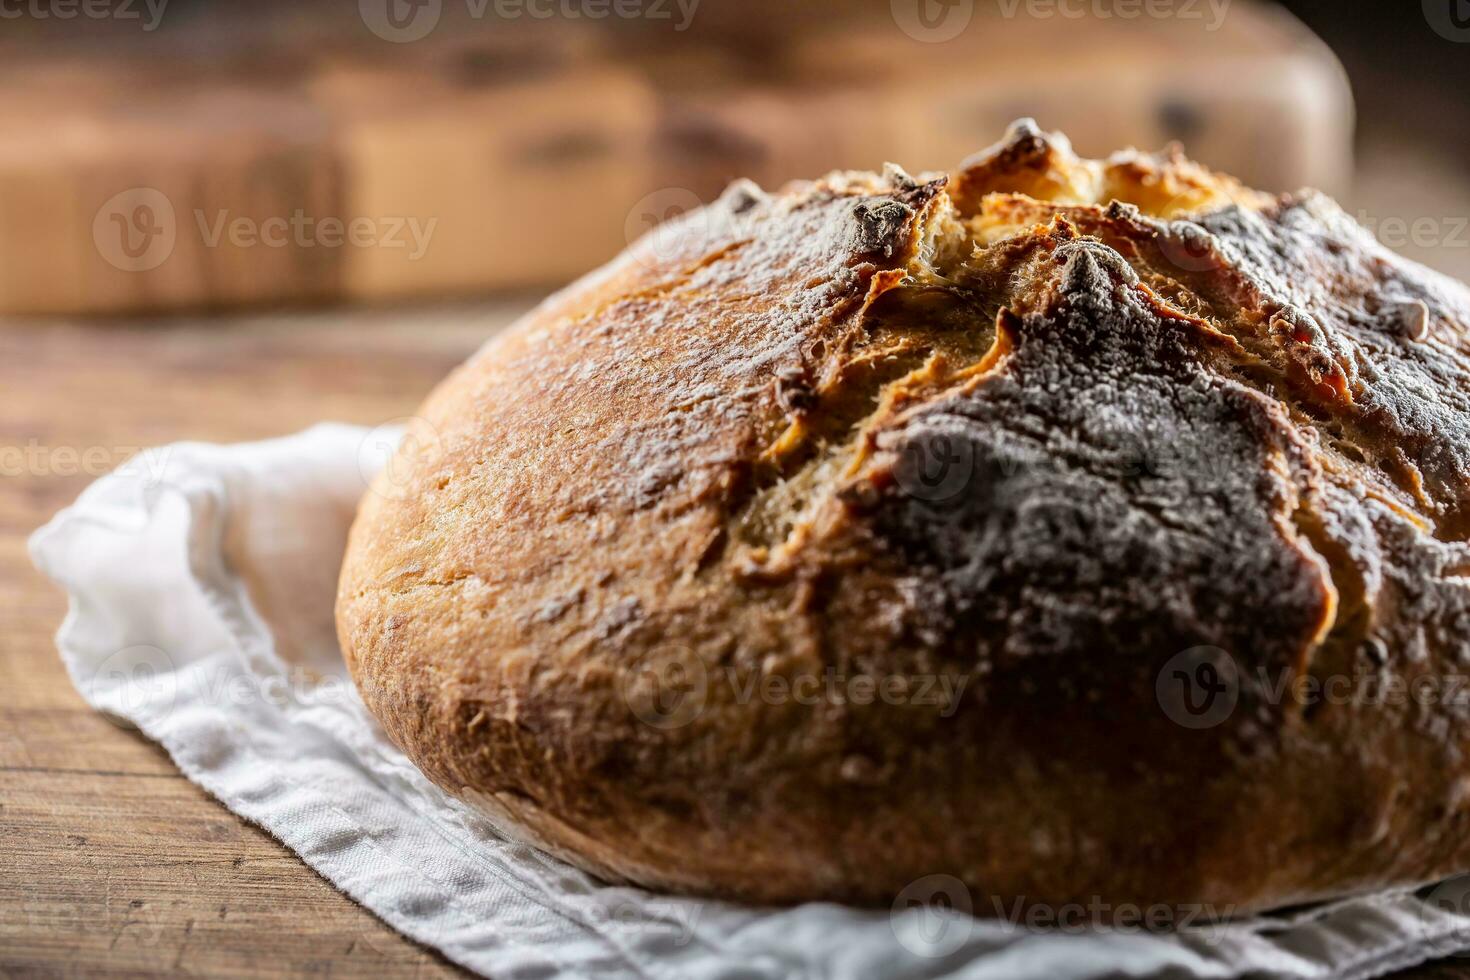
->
865, 238, 1333, 700
774, 364, 815, 416
888, 174, 949, 211
851, 200, 916, 260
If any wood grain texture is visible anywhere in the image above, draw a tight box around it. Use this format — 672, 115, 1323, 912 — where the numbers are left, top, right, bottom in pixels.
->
0, 307, 1467, 978
0, 306, 507, 978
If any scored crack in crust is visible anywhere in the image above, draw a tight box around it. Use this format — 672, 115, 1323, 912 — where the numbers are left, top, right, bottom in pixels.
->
336, 119, 1470, 914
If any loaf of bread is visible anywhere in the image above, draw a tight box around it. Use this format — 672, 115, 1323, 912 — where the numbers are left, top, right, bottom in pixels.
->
337, 121, 1470, 915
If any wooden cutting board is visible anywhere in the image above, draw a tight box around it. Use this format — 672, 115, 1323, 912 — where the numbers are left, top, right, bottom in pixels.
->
0, 0, 1352, 315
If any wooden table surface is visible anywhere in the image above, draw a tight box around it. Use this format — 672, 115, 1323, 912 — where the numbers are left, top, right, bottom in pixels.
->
3, 306, 1470, 978
0, 305, 508, 978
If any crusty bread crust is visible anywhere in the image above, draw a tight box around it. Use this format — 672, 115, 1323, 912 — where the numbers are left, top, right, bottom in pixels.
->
337, 121, 1470, 914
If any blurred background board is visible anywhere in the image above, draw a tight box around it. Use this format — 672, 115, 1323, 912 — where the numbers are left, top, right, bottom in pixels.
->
0, 0, 1352, 314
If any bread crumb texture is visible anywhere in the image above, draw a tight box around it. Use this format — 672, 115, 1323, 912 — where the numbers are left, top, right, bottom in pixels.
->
338, 120, 1470, 914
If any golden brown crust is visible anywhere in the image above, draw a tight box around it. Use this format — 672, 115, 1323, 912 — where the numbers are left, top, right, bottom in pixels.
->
337, 120, 1470, 913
